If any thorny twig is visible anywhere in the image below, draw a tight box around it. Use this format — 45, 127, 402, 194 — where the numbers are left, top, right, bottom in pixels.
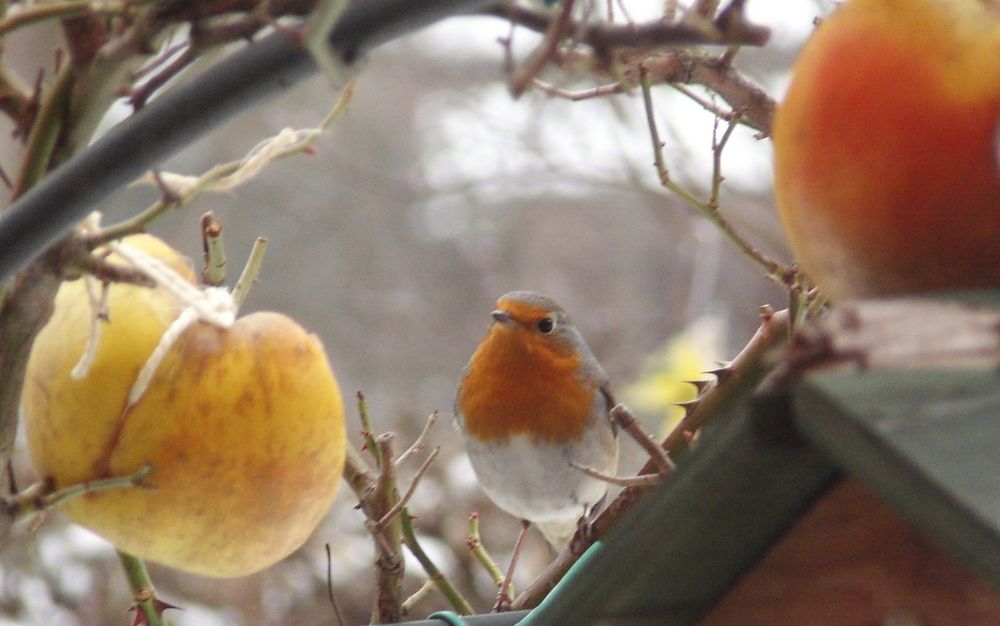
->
401, 509, 474, 615
638, 50, 774, 134
569, 403, 672, 488
2, 464, 152, 536
395, 412, 438, 469
119, 550, 176, 626
343, 397, 470, 619
369, 433, 405, 622
480, 1, 769, 50
200, 212, 227, 287
401, 578, 438, 615
231, 237, 269, 308
483, 0, 773, 132
128, 7, 299, 109
324, 544, 346, 626
531, 78, 625, 102
509, 0, 577, 97
639, 69, 788, 280
569, 461, 661, 488
356, 391, 381, 466
610, 404, 674, 473
466, 513, 507, 592
368, 447, 440, 534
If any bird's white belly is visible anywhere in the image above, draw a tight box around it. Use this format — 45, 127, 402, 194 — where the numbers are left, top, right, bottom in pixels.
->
464, 431, 617, 525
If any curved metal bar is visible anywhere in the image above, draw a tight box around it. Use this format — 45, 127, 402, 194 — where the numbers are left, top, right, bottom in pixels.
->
0, 0, 492, 282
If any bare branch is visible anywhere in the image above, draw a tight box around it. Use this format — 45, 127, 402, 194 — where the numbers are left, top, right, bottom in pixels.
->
395, 411, 438, 469
610, 404, 674, 473
569, 461, 661, 487
509, 0, 577, 97
368, 447, 439, 535
531, 78, 625, 101
637, 50, 774, 134
324, 544, 346, 626
480, 2, 770, 49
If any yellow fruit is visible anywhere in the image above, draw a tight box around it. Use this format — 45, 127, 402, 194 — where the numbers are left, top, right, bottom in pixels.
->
22, 235, 346, 578
773, 0, 1000, 299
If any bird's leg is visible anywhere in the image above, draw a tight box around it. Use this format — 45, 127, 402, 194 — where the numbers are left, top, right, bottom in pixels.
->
569, 500, 604, 553
494, 519, 531, 612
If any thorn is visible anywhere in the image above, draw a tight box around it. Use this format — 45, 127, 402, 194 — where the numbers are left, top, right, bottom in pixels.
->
704, 361, 734, 383
671, 401, 697, 418
683, 379, 714, 394
0, 163, 12, 191
130, 598, 181, 626
714, 365, 735, 384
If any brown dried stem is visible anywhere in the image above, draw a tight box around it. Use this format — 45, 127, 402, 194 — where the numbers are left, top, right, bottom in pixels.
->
200, 212, 227, 287
343, 400, 471, 618
480, 1, 769, 49
369, 433, 405, 623
569, 461, 661, 488
610, 403, 674, 473
395, 411, 438, 469
508, 0, 576, 97
231, 237, 268, 308
368, 446, 439, 534
0, 61, 32, 132
0, 0, 155, 37
638, 50, 775, 135
324, 544, 347, 626
530, 78, 625, 101
2, 464, 151, 537
356, 391, 381, 466
639, 70, 787, 280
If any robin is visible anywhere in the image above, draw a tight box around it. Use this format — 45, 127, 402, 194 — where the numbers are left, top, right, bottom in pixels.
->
455, 291, 619, 553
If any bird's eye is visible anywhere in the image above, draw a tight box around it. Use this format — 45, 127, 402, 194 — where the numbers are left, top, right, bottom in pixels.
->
536, 316, 556, 334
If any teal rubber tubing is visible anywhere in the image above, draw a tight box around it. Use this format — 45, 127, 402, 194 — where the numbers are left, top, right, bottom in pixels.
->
515, 540, 606, 625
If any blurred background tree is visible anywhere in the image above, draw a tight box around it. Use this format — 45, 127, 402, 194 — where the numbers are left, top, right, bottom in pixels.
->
0, 1, 825, 624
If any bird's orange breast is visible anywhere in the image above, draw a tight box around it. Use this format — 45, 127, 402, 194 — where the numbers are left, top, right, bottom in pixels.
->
459, 325, 596, 444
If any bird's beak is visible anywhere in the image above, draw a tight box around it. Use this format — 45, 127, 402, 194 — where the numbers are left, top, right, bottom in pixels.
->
491, 310, 512, 324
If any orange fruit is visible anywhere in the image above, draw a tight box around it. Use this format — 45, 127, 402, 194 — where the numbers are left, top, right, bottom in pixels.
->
773, 0, 1000, 299
22, 235, 346, 577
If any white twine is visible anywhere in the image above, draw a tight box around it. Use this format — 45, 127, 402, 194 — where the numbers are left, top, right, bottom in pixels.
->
69, 275, 105, 380
134, 126, 322, 197
75, 241, 239, 411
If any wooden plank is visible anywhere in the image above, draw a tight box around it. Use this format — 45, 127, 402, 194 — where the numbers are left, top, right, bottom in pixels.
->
795, 369, 1000, 585
702, 478, 1000, 625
